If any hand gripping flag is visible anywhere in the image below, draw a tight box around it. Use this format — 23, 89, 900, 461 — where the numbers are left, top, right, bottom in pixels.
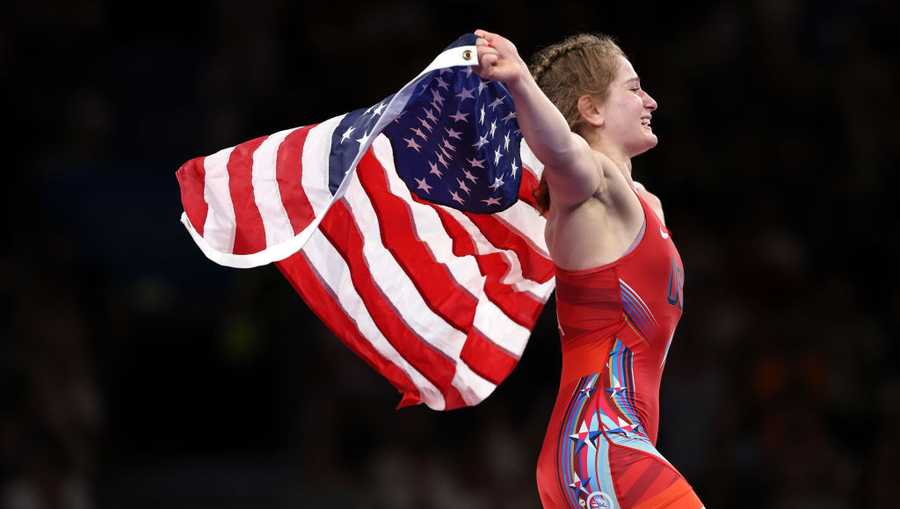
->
176, 34, 555, 410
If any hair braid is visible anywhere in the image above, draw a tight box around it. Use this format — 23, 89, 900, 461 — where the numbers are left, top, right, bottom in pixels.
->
530, 34, 602, 85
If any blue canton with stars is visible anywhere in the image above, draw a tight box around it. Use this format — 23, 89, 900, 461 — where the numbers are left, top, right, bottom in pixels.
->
327, 34, 523, 214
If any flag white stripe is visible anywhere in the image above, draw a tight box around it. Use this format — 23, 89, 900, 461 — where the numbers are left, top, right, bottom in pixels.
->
301, 115, 347, 217
453, 362, 497, 406
201, 146, 237, 253
472, 298, 531, 357
520, 140, 544, 179
252, 128, 296, 247
304, 229, 446, 410
494, 201, 551, 258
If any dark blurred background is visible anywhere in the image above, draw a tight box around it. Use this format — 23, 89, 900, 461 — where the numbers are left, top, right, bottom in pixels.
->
3, 1, 899, 508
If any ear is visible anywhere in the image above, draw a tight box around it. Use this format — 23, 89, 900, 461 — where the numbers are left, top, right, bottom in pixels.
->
576, 94, 604, 128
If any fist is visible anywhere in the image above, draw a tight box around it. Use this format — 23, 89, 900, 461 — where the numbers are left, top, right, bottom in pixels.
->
473, 29, 527, 84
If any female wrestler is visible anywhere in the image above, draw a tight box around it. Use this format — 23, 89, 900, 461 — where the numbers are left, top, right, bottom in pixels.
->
474, 29, 704, 509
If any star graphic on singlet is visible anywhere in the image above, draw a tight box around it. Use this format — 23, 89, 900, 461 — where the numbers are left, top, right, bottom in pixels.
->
569, 422, 602, 453
568, 473, 592, 495
605, 385, 627, 396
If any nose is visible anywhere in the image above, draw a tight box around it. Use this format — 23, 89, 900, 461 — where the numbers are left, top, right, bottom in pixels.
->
643, 90, 658, 111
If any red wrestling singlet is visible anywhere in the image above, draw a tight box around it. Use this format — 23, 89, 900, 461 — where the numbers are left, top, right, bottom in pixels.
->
536, 191, 703, 509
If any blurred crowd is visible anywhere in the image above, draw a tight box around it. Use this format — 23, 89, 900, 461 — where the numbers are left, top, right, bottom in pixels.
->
3, 1, 899, 508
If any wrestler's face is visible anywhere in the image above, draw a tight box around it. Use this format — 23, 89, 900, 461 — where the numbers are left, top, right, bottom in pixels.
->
600, 56, 658, 157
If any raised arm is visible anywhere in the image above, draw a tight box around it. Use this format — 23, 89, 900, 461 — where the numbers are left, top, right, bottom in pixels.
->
474, 29, 604, 208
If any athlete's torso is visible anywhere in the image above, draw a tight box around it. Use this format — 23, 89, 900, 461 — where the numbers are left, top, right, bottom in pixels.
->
536, 190, 693, 509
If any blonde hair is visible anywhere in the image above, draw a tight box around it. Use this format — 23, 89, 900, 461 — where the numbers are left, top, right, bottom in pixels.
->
529, 34, 625, 213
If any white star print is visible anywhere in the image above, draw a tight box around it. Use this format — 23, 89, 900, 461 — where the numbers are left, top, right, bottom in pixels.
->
428, 161, 442, 178
510, 158, 518, 177
450, 190, 465, 204
488, 176, 504, 191
463, 169, 477, 182
442, 138, 455, 151
449, 110, 469, 123
503, 131, 511, 151
436, 152, 448, 168
417, 117, 432, 132
494, 147, 503, 165
455, 87, 475, 101
489, 120, 497, 138
415, 177, 432, 193
481, 196, 501, 206
501, 111, 516, 122
472, 135, 489, 149
340, 126, 355, 143
410, 127, 427, 140
467, 157, 485, 168
424, 109, 438, 123
457, 178, 471, 194
479, 106, 485, 125
488, 97, 504, 111
445, 127, 462, 140
373, 102, 387, 116
430, 88, 445, 106
435, 76, 450, 90
403, 137, 421, 152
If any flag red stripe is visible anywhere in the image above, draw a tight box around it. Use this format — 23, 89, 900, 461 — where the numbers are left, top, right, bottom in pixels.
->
356, 151, 477, 333
176, 156, 209, 235
275, 251, 423, 408
517, 165, 540, 209
318, 200, 468, 409
460, 328, 519, 385
227, 136, 268, 255
426, 203, 544, 328
463, 212, 555, 284
276, 126, 317, 234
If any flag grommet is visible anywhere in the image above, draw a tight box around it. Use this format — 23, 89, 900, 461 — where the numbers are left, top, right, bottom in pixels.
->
462, 49, 472, 61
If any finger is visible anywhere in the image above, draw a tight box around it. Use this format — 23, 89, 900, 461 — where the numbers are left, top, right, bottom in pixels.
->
480, 53, 498, 68
477, 45, 499, 58
475, 28, 499, 44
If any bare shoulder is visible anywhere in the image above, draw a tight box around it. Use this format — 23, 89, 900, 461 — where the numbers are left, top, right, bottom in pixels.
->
633, 181, 665, 226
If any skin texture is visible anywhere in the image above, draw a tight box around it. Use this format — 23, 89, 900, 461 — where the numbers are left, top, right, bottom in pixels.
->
474, 29, 662, 270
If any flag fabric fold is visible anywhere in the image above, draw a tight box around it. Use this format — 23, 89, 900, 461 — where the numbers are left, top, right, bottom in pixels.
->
176, 33, 556, 410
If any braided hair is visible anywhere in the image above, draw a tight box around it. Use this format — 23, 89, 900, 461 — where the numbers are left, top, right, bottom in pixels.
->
529, 34, 625, 213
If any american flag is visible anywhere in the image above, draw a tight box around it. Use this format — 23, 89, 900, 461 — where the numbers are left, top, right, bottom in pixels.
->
176, 34, 555, 410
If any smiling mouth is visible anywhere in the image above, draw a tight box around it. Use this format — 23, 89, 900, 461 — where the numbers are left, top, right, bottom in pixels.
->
641, 118, 652, 128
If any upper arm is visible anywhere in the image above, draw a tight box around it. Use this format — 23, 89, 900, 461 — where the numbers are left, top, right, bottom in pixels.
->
541, 133, 606, 210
